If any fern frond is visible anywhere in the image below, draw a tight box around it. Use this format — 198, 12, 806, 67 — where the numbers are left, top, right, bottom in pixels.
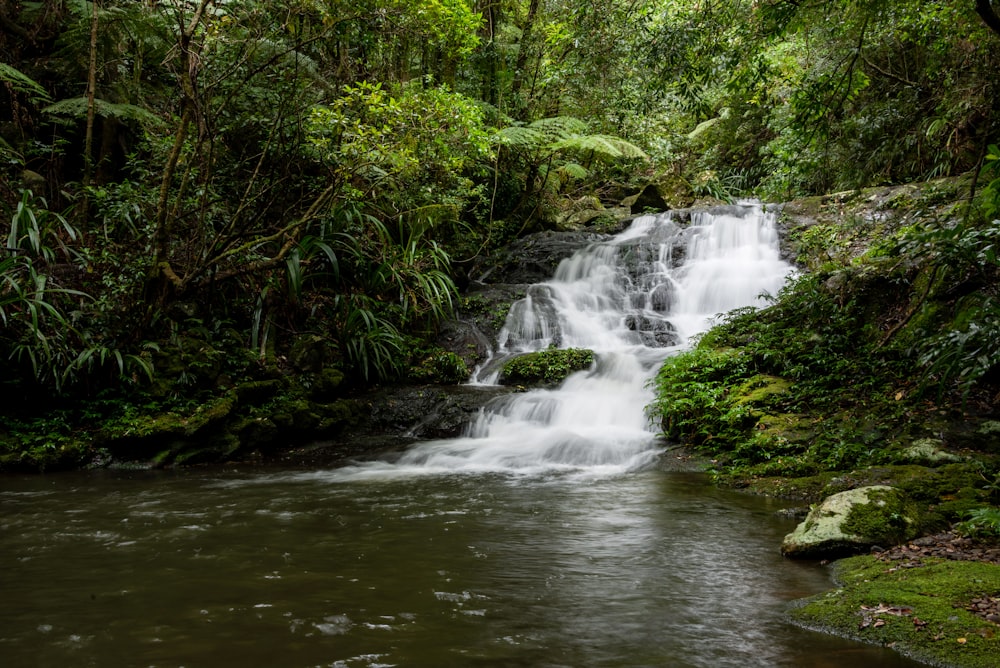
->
0, 64, 52, 104
528, 116, 588, 142
688, 116, 720, 140
550, 134, 648, 161
557, 162, 590, 180
43, 97, 161, 126
496, 125, 546, 149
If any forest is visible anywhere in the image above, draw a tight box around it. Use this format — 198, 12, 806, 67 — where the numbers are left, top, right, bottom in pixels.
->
1, 0, 1000, 475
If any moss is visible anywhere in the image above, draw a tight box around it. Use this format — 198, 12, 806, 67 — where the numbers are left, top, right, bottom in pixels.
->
233, 379, 285, 406
735, 471, 839, 501
732, 374, 792, 406
791, 556, 1000, 668
500, 348, 595, 386
407, 350, 469, 384
840, 487, 922, 545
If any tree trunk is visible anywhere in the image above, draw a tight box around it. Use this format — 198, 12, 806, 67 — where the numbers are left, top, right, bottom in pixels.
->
976, 0, 1000, 36
148, 0, 213, 304
83, 0, 99, 188
511, 0, 540, 108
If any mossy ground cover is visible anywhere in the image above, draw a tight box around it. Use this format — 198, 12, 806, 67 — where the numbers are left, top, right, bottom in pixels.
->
791, 556, 1000, 667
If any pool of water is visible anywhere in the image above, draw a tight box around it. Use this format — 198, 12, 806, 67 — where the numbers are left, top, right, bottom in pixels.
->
1, 465, 924, 667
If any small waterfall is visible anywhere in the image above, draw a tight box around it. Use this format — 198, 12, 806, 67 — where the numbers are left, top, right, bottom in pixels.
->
351, 204, 793, 477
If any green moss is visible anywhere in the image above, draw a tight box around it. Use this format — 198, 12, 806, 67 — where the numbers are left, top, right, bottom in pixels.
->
501, 348, 595, 386
840, 487, 922, 544
792, 556, 1000, 668
733, 374, 792, 405
737, 471, 838, 500
407, 350, 470, 384
234, 379, 285, 406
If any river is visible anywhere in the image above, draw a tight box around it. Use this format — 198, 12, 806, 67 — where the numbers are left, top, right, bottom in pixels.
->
1, 467, 923, 667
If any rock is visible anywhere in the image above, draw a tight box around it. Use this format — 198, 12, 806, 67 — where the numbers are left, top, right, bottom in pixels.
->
469, 230, 607, 285
436, 318, 494, 372
781, 485, 922, 559
499, 348, 595, 386
626, 183, 669, 214
899, 438, 963, 465
359, 384, 515, 439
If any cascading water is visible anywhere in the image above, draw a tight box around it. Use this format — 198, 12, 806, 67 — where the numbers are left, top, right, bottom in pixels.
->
349, 203, 793, 477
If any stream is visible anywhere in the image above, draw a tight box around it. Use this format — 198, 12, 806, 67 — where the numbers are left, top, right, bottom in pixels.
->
1, 206, 926, 667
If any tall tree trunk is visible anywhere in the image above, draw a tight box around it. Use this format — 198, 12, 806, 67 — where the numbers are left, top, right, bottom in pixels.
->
149, 0, 213, 304
83, 0, 99, 188
511, 0, 540, 110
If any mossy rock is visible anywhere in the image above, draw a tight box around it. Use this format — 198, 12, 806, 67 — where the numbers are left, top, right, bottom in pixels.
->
234, 379, 285, 406
733, 374, 792, 406
752, 412, 813, 443
407, 350, 470, 385
289, 334, 333, 372
782, 485, 922, 559
307, 367, 346, 401
231, 416, 279, 451
899, 438, 964, 465
500, 348, 595, 386
791, 556, 1000, 668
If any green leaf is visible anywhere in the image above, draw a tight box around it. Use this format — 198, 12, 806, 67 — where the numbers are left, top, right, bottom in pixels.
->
43, 97, 161, 126
0, 63, 52, 103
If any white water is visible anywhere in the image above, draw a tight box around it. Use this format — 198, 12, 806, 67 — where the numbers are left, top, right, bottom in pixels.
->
346, 204, 793, 478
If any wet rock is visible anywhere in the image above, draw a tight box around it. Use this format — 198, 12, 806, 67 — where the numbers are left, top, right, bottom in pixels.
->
782, 485, 922, 559
623, 314, 679, 347
624, 183, 669, 214
358, 384, 515, 439
469, 230, 608, 285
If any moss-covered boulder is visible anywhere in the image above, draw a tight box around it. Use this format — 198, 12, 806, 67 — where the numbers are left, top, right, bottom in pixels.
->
782, 485, 922, 559
500, 348, 595, 386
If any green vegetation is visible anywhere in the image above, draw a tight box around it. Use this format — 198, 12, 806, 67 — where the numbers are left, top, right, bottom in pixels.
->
0, 0, 998, 478
650, 180, 1000, 489
792, 556, 1000, 668
501, 348, 595, 386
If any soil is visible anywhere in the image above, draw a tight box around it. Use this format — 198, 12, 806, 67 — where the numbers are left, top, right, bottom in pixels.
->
873, 531, 1000, 625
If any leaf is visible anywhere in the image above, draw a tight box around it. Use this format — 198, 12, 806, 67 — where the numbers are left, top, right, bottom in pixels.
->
43, 97, 161, 126
0, 63, 52, 103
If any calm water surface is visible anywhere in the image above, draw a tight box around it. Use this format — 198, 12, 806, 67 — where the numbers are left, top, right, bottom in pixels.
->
1, 466, 924, 668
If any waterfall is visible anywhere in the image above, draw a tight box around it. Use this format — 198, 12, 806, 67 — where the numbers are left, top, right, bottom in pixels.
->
348, 203, 793, 478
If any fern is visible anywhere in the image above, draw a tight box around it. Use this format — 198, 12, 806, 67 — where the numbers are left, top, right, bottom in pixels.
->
550, 133, 648, 161
43, 97, 161, 126
557, 162, 590, 180
0, 63, 52, 104
496, 124, 546, 149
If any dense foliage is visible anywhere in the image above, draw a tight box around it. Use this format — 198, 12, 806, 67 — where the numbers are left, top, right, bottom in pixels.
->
1, 0, 1000, 468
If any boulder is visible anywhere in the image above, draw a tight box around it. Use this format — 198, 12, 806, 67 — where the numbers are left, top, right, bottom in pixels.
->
469, 230, 607, 285
781, 485, 921, 559
899, 438, 963, 465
